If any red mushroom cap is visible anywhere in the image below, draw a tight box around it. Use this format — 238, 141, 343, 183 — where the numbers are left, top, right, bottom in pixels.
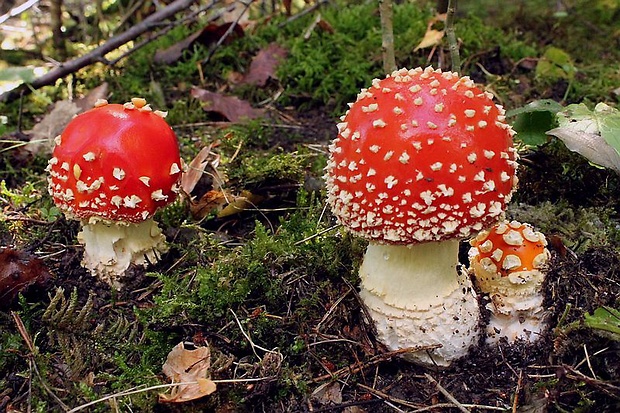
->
325, 67, 518, 244
47, 99, 182, 223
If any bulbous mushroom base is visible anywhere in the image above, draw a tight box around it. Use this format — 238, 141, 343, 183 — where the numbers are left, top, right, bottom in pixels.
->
360, 282, 479, 367
358, 242, 480, 367
482, 278, 548, 344
77, 217, 168, 289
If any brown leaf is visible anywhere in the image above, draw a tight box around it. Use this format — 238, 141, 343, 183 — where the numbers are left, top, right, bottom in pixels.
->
191, 87, 264, 122
414, 28, 444, 51
180, 143, 225, 197
189, 189, 230, 220
159, 342, 217, 403
311, 382, 343, 406
240, 43, 288, 87
23, 100, 81, 156
316, 19, 335, 34
414, 13, 446, 51
21, 83, 109, 157
217, 190, 265, 218
189, 189, 264, 220
0, 249, 52, 303
154, 23, 245, 65
74, 82, 109, 112
283, 0, 292, 15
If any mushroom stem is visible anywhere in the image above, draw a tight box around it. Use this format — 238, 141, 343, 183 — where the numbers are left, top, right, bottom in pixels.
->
78, 217, 168, 289
359, 241, 480, 367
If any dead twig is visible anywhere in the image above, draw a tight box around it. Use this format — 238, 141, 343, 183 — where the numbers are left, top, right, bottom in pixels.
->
311, 345, 440, 383
445, 0, 461, 73
512, 370, 523, 413
562, 364, 620, 399
201, 0, 252, 65
0, 0, 40, 25
357, 382, 421, 409
0, 0, 200, 103
358, 382, 508, 412
425, 373, 470, 413
278, 0, 329, 28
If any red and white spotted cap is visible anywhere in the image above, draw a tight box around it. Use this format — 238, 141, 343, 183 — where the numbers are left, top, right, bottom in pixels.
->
325, 67, 519, 244
469, 220, 550, 279
47, 98, 182, 223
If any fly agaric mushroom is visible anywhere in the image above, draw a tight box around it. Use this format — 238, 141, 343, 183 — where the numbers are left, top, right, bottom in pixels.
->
468, 220, 551, 343
47, 98, 182, 288
324, 67, 518, 366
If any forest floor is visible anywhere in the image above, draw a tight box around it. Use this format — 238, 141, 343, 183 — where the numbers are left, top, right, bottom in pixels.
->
1, 1, 619, 412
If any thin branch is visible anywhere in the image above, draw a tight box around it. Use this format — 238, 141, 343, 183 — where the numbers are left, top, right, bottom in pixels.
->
445, 0, 460, 73
67, 377, 274, 413
311, 345, 441, 383
379, 0, 396, 73
425, 373, 470, 413
0, 0, 199, 103
201, 0, 252, 65
278, 0, 329, 28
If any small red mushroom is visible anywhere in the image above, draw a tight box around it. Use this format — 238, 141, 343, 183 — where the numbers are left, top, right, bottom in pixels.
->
324, 67, 518, 366
47, 98, 182, 288
469, 220, 551, 343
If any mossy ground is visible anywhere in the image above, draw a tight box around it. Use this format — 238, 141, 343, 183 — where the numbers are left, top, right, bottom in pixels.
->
1, 1, 620, 412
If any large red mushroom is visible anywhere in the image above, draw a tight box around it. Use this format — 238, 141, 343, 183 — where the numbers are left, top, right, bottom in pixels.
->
325, 67, 518, 366
47, 98, 182, 288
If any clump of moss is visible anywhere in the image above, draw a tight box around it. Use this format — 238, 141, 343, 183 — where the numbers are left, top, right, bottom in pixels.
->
508, 201, 620, 253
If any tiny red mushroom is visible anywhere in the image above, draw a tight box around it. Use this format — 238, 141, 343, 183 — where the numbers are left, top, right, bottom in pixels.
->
325, 67, 518, 366
469, 220, 551, 343
47, 98, 182, 288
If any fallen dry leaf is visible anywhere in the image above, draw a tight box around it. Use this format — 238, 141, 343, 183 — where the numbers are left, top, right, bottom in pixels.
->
74, 82, 109, 112
23, 83, 109, 156
240, 43, 288, 87
180, 143, 225, 197
191, 86, 264, 122
23, 100, 80, 156
414, 13, 446, 51
189, 189, 231, 220
217, 190, 265, 218
311, 381, 343, 406
0, 248, 52, 303
159, 342, 217, 403
189, 189, 264, 220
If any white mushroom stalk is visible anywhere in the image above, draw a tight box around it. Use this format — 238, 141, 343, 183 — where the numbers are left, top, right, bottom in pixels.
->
360, 240, 479, 366
77, 217, 168, 289
324, 67, 519, 366
468, 220, 551, 343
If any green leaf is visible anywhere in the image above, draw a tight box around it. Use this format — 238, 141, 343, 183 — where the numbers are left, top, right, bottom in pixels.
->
0, 66, 47, 94
547, 103, 620, 173
583, 307, 620, 341
507, 100, 563, 147
535, 46, 577, 81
